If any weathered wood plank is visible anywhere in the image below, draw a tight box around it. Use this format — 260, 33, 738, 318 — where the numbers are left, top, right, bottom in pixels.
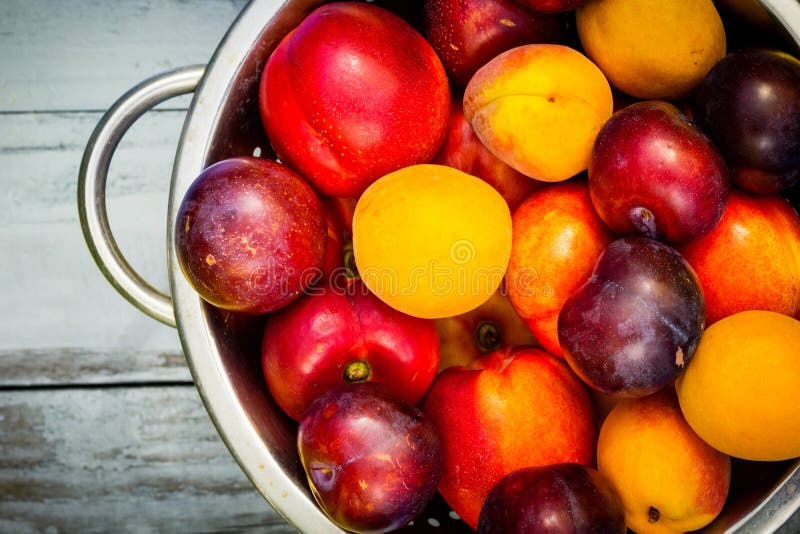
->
0, 348, 190, 387
0, 386, 294, 533
0, 109, 190, 382
0, 0, 248, 112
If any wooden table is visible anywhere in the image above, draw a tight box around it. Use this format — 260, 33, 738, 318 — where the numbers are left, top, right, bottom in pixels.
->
0, 1, 293, 530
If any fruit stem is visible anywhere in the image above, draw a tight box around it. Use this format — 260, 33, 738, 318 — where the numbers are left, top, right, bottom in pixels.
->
648, 506, 660, 523
476, 321, 502, 353
342, 241, 360, 280
630, 206, 658, 238
343, 360, 371, 383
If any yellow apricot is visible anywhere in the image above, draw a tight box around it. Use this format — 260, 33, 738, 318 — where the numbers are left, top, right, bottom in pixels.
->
576, 0, 726, 99
598, 388, 731, 534
352, 164, 512, 319
463, 44, 613, 183
676, 310, 800, 461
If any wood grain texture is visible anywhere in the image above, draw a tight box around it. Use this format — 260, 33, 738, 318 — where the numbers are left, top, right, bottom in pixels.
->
0, 1, 296, 531
0, 0, 248, 112
0, 387, 293, 533
0, 109, 186, 380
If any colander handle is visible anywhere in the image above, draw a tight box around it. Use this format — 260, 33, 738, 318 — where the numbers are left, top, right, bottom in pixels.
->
78, 65, 205, 328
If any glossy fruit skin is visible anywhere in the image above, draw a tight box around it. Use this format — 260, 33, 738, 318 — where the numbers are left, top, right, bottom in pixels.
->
423, 346, 597, 529
506, 181, 614, 357
558, 237, 705, 397
262, 281, 440, 421
259, 2, 450, 197
693, 49, 800, 193
515, 0, 586, 13
320, 195, 358, 281
423, 0, 567, 88
477, 463, 626, 534
174, 157, 326, 314
576, 0, 726, 100
589, 100, 729, 243
432, 96, 542, 213
435, 288, 536, 371
464, 44, 613, 183
677, 190, 800, 325
298, 382, 443, 534
352, 164, 512, 319
598, 388, 731, 533
676, 310, 800, 461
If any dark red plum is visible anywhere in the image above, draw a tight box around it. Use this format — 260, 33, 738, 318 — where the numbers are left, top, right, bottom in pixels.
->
423, 0, 567, 88
693, 49, 800, 193
174, 157, 326, 314
477, 463, 625, 534
298, 382, 443, 534
588, 101, 729, 243
558, 237, 705, 397
261, 281, 440, 421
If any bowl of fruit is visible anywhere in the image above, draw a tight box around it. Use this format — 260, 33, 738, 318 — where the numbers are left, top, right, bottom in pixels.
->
79, 0, 800, 532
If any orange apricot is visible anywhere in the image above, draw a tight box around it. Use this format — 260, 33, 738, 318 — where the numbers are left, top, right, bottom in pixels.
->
352, 164, 512, 319
676, 310, 800, 461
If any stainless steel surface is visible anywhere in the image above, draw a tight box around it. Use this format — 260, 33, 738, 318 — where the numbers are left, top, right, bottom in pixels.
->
83, 0, 800, 531
168, 2, 336, 531
78, 65, 206, 327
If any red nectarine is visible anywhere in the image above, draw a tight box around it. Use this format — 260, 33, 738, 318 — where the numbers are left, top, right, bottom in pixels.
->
423, 346, 596, 529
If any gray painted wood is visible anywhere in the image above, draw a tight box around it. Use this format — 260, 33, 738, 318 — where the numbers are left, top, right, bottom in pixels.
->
1, 109, 185, 369
0, 0, 296, 530
0, 387, 293, 533
0, 0, 248, 112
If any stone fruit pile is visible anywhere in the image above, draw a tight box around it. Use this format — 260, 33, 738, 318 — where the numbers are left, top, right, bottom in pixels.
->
174, 0, 800, 532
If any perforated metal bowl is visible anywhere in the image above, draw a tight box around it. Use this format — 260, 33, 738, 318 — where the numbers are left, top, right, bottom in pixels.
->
79, 0, 800, 531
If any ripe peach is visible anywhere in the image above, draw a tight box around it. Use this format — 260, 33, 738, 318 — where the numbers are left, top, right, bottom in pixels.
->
676, 310, 800, 461
678, 190, 800, 325
423, 347, 597, 529
506, 181, 614, 357
576, 0, 726, 100
598, 388, 731, 534
463, 44, 613, 183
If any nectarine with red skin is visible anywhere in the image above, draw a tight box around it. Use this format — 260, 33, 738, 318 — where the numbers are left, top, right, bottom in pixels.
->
298, 382, 443, 533
174, 157, 326, 315
423, 346, 596, 529
259, 2, 450, 197
262, 281, 439, 421
589, 100, 729, 243
678, 190, 800, 325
